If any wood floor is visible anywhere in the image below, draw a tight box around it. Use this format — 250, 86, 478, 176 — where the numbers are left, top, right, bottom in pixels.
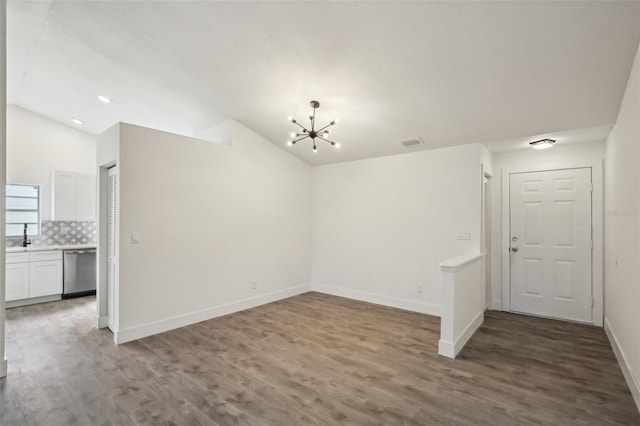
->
1, 292, 638, 425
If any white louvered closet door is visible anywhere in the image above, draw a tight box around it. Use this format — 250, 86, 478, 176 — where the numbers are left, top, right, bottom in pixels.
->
107, 166, 118, 331
481, 176, 491, 309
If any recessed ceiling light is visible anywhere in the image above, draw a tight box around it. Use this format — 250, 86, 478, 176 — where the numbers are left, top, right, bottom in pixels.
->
71, 118, 84, 125
98, 95, 113, 104
529, 138, 555, 149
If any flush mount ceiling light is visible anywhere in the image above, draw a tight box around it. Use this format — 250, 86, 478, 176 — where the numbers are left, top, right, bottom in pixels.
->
287, 100, 340, 153
529, 138, 556, 149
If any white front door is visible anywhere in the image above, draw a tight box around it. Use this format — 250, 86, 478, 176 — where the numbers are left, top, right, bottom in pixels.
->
509, 168, 592, 323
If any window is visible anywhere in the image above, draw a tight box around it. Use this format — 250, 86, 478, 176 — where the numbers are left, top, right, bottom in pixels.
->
6, 184, 40, 238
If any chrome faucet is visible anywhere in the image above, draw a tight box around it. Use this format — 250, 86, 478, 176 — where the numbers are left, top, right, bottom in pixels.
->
22, 223, 31, 248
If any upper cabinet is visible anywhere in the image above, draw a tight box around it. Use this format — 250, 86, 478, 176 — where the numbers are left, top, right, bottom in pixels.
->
52, 171, 96, 221
52, 171, 76, 220
75, 173, 96, 221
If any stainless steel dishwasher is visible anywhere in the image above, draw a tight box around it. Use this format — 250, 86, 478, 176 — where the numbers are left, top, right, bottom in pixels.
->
63, 249, 97, 298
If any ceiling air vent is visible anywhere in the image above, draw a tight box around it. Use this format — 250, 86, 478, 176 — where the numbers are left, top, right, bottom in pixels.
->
399, 137, 424, 148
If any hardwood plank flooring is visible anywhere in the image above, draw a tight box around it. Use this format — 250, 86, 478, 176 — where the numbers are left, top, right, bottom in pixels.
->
1, 292, 638, 425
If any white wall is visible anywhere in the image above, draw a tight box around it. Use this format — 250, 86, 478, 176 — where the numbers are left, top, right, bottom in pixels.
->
1, 0, 8, 378
7, 105, 96, 220
603, 42, 640, 408
112, 121, 311, 342
480, 144, 494, 177
490, 141, 606, 315
97, 123, 118, 167
311, 144, 485, 314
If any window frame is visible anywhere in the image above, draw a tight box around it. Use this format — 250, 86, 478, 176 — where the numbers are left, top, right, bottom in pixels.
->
6, 183, 41, 239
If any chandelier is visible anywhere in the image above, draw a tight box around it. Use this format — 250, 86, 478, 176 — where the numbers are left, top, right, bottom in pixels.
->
287, 100, 340, 153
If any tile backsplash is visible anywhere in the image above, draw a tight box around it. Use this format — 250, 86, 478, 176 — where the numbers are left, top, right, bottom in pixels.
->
6, 220, 97, 247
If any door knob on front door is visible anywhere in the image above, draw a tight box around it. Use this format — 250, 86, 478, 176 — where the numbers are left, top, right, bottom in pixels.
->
511, 247, 518, 252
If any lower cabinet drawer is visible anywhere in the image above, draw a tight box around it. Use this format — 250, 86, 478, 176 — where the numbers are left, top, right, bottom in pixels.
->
6, 252, 29, 264
29, 250, 63, 262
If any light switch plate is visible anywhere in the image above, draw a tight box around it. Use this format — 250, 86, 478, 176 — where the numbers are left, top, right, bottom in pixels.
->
456, 231, 471, 240
131, 232, 142, 243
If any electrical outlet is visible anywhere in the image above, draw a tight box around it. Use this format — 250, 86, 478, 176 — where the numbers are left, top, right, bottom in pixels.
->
252, 281, 257, 290
417, 283, 423, 293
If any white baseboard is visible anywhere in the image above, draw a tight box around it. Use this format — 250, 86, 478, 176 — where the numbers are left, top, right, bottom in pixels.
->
438, 311, 484, 359
97, 316, 109, 329
437, 339, 456, 358
491, 299, 502, 311
0, 358, 7, 378
115, 284, 311, 344
312, 283, 440, 317
604, 317, 640, 412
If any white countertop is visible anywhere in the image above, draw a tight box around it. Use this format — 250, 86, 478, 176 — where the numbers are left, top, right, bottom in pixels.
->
7, 244, 97, 253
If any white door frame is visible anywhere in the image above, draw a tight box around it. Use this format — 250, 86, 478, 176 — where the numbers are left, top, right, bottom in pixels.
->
500, 160, 603, 326
482, 167, 493, 310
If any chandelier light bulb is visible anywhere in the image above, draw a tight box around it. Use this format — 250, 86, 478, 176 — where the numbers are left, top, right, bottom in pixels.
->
335, 143, 341, 148
287, 116, 294, 122
313, 147, 317, 153
290, 132, 297, 138
287, 141, 292, 146
334, 118, 340, 124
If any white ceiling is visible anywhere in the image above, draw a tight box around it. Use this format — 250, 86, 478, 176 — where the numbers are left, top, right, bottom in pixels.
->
9, 1, 640, 165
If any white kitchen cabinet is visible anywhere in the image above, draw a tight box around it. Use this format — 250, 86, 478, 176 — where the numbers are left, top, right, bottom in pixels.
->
5, 250, 63, 302
52, 171, 96, 221
76, 173, 96, 221
29, 260, 63, 298
5, 263, 30, 301
6, 252, 30, 302
52, 171, 76, 220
